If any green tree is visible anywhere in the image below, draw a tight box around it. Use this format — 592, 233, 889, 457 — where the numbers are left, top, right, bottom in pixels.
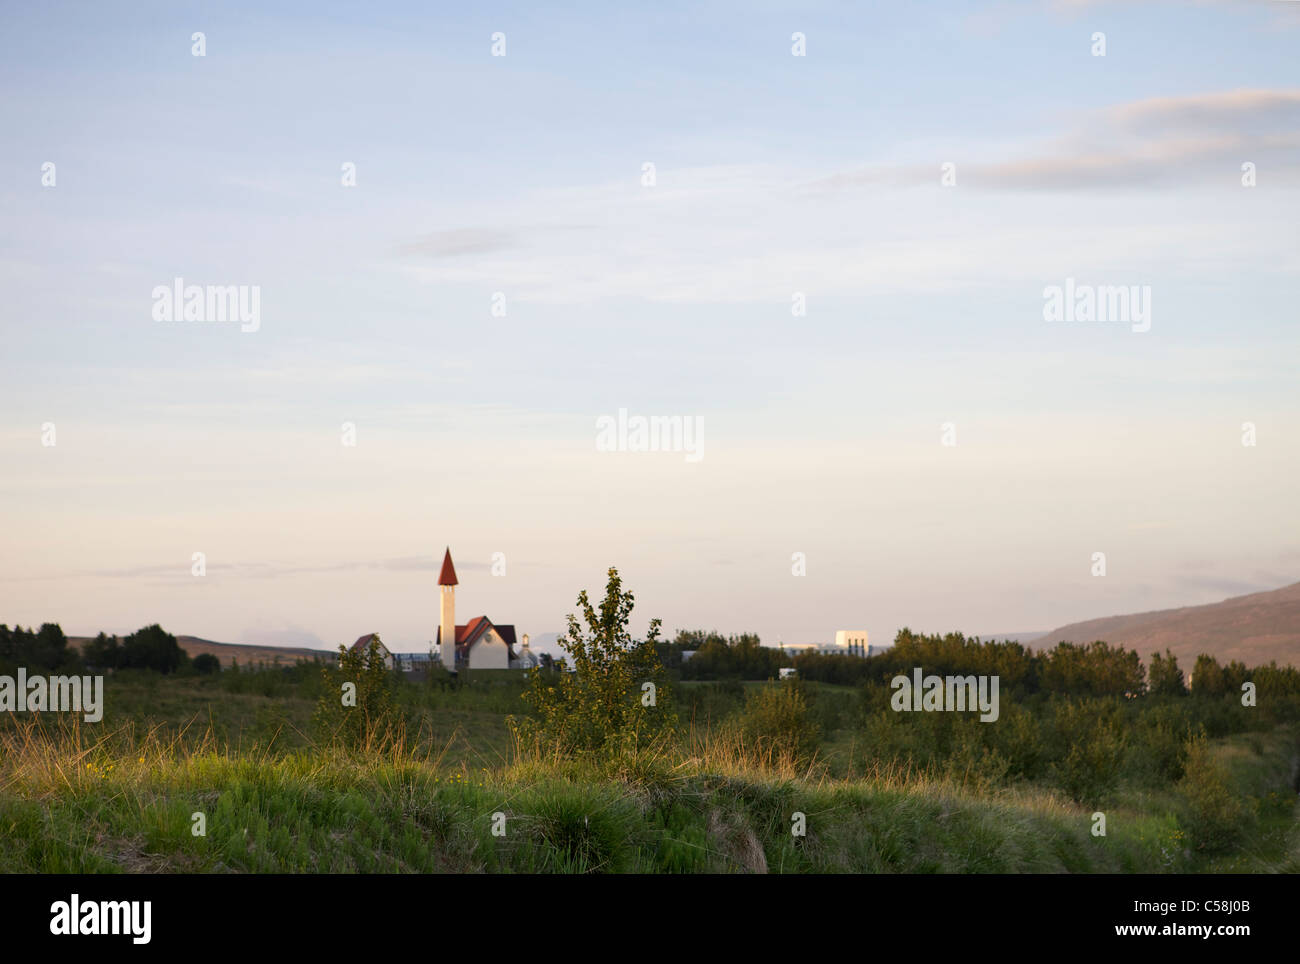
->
1177, 731, 1248, 853
0, 623, 79, 672
1190, 653, 1226, 697
1148, 648, 1186, 697
313, 639, 395, 748
1040, 640, 1143, 697
511, 567, 676, 755
1049, 697, 1128, 805
192, 653, 221, 675
83, 632, 122, 671
120, 624, 185, 673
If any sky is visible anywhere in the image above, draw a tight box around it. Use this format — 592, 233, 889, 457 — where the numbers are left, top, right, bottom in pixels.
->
2, 1, 1298, 655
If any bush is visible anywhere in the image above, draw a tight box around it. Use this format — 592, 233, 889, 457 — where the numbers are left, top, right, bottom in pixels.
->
192, 654, 221, 675
1147, 649, 1186, 697
987, 701, 1047, 780
120, 624, 185, 674
1048, 698, 1127, 806
312, 639, 395, 749
677, 680, 745, 727
732, 679, 821, 768
1176, 732, 1249, 854
1126, 701, 1194, 782
942, 721, 1011, 793
511, 568, 676, 757
0, 623, 79, 673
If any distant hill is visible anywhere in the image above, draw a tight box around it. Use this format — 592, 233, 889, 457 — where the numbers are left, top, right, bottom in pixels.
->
1033, 580, 1300, 669
975, 632, 1048, 645
70, 635, 334, 668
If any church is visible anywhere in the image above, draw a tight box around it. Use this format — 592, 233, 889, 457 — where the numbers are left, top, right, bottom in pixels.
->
434, 548, 537, 672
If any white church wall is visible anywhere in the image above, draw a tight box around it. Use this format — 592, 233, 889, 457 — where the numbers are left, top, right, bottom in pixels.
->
469, 629, 510, 670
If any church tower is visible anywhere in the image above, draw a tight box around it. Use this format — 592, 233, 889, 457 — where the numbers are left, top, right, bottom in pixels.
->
438, 547, 458, 672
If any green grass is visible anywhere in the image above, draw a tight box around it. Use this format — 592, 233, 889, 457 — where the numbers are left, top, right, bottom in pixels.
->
0, 670, 1295, 873
0, 739, 1173, 873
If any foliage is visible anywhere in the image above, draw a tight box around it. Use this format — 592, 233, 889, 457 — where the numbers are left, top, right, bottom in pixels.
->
671, 630, 786, 680
1038, 641, 1143, 698
83, 632, 121, 671
122, 625, 186, 674
1176, 731, 1249, 854
511, 568, 676, 756
1047, 698, 1127, 806
0, 623, 79, 673
76, 624, 186, 674
192, 653, 221, 675
312, 639, 395, 748
731, 679, 821, 768
1147, 649, 1186, 697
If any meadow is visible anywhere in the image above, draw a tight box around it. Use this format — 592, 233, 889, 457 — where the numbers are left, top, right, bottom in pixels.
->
1, 663, 1296, 874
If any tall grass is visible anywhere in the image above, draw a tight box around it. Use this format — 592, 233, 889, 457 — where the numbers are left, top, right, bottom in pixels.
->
6, 711, 1291, 873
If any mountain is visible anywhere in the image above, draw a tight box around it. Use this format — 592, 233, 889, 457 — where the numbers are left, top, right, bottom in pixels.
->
1032, 580, 1300, 669
975, 632, 1048, 645
70, 635, 333, 668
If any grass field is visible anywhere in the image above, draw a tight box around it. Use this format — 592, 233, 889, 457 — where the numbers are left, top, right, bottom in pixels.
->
1, 667, 1296, 873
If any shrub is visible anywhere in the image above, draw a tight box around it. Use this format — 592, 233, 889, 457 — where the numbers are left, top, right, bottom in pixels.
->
1125, 701, 1194, 783
1147, 649, 1187, 697
511, 568, 676, 757
1048, 698, 1127, 806
192, 653, 221, 675
1176, 731, 1249, 854
732, 679, 821, 768
942, 721, 1011, 793
120, 624, 185, 674
987, 701, 1047, 780
312, 639, 395, 749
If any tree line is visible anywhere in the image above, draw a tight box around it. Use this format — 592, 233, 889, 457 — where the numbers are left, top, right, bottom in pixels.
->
0, 622, 196, 675
659, 626, 1300, 703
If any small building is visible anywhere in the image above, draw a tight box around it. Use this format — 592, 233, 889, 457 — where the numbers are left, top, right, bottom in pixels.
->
834, 630, 870, 657
512, 635, 541, 670
347, 633, 393, 668
435, 549, 529, 671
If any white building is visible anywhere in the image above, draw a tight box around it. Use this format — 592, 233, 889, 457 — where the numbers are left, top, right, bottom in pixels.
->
834, 630, 870, 657
776, 632, 877, 658
434, 548, 526, 671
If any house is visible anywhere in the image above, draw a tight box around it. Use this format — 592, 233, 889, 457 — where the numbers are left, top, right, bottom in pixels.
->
347, 633, 393, 668
434, 548, 530, 671
513, 635, 541, 670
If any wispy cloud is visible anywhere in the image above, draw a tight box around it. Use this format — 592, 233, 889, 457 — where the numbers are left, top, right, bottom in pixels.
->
814, 89, 1300, 193
16, 555, 491, 584
396, 228, 517, 258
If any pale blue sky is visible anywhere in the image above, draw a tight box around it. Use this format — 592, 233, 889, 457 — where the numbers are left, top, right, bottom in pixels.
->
2, 1, 1298, 653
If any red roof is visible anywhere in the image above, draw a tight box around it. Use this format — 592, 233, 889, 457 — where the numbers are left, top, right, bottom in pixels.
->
438, 548, 458, 586
350, 633, 388, 653
437, 616, 518, 660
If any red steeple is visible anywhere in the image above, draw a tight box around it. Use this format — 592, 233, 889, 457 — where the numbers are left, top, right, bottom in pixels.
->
438, 547, 458, 586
